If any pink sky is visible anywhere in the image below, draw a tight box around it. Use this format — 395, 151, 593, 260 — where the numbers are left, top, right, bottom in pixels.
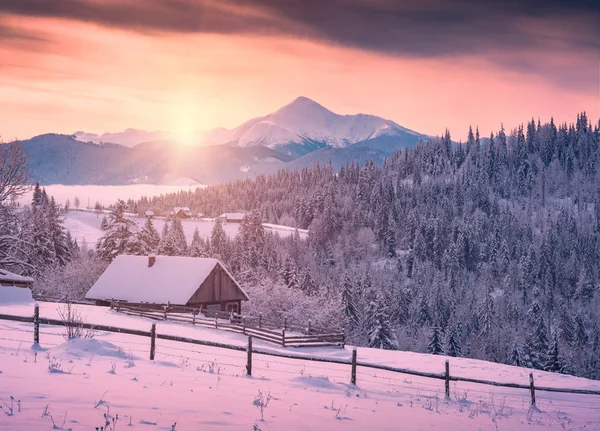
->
0, 10, 598, 142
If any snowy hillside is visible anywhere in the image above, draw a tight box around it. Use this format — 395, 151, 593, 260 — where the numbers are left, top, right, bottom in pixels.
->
1, 301, 600, 430
203, 97, 425, 149
64, 210, 307, 246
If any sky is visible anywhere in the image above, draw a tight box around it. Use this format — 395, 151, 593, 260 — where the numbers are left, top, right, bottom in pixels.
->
0, 0, 599, 142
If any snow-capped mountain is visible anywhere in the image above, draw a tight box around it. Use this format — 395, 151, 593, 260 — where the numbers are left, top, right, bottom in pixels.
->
203, 96, 424, 151
73, 128, 172, 148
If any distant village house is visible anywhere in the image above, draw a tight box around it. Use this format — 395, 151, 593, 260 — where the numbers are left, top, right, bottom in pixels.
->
217, 212, 246, 223
85, 255, 249, 313
172, 207, 193, 219
144, 210, 154, 218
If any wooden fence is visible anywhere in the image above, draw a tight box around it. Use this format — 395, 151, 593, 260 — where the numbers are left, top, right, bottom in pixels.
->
109, 301, 345, 348
1, 306, 600, 407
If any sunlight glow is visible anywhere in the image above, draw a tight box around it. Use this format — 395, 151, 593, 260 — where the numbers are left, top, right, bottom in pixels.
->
168, 100, 202, 146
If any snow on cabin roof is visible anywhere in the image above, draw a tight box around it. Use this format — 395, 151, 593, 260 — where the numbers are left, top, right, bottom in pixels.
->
219, 212, 246, 220
0, 268, 34, 284
85, 255, 249, 304
145, 210, 154, 215
174, 207, 192, 213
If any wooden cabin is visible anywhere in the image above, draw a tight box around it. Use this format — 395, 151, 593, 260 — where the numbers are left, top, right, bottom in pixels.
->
217, 212, 246, 223
0, 268, 34, 288
85, 255, 248, 313
173, 207, 193, 219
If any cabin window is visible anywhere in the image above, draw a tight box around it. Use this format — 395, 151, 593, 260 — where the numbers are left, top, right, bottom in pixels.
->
226, 302, 238, 313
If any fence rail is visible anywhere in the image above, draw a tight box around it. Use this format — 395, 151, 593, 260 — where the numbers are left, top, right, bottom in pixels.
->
1, 307, 600, 405
110, 301, 345, 348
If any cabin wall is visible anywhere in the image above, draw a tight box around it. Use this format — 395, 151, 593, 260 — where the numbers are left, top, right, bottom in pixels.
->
186, 264, 247, 305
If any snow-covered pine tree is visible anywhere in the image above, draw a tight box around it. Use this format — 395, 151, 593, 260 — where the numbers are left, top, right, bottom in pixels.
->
138, 217, 161, 254
189, 227, 208, 257
545, 331, 567, 373
210, 218, 228, 259
508, 342, 522, 367
47, 197, 72, 266
366, 296, 398, 350
95, 200, 140, 262
427, 326, 443, 355
341, 275, 358, 327
157, 220, 170, 254
164, 216, 187, 256
445, 322, 462, 357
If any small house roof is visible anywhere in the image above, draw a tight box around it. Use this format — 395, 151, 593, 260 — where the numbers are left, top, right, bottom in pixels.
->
0, 268, 34, 284
145, 210, 154, 216
85, 255, 249, 304
174, 207, 192, 213
219, 212, 246, 220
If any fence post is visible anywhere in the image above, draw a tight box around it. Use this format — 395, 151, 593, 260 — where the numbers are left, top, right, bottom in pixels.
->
308, 319, 312, 334
33, 304, 40, 345
150, 323, 156, 360
282, 328, 286, 347
351, 348, 357, 385
163, 306, 167, 320
215, 316, 218, 329
242, 317, 246, 335
110, 298, 114, 310
192, 310, 196, 325
529, 373, 536, 407
259, 313, 262, 329
445, 360, 450, 399
246, 335, 253, 376
284, 316, 287, 331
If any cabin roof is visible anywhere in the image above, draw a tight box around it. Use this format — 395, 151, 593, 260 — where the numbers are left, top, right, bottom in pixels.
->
0, 268, 34, 284
85, 255, 248, 304
219, 212, 246, 220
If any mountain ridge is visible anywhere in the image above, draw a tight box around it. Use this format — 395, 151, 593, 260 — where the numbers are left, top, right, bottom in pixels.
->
20, 98, 428, 185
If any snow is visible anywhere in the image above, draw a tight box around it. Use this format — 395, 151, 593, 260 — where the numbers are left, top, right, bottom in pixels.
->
85, 255, 248, 304
1, 301, 600, 430
19, 184, 204, 208
73, 128, 172, 148
202, 96, 424, 149
0, 287, 33, 304
63, 210, 307, 246
0, 269, 34, 284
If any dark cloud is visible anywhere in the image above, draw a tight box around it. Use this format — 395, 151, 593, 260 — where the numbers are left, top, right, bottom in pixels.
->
1, 0, 598, 88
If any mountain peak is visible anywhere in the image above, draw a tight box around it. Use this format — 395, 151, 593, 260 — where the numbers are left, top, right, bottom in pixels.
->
275, 96, 333, 119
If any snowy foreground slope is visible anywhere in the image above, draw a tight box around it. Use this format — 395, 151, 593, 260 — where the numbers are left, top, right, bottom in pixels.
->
1, 302, 600, 430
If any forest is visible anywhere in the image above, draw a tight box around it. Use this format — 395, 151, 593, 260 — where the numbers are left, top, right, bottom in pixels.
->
1, 112, 599, 380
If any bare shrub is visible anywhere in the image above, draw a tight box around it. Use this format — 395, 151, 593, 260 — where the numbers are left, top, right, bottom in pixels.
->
57, 302, 95, 340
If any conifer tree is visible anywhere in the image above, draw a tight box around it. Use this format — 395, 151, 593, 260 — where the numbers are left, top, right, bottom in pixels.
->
210, 218, 228, 259
96, 200, 139, 262
367, 296, 398, 350
427, 326, 443, 355
189, 227, 207, 257
138, 217, 161, 254
341, 275, 358, 327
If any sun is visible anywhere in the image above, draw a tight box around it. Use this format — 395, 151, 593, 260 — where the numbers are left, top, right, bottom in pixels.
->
173, 116, 198, 146
168, 102, 200, 146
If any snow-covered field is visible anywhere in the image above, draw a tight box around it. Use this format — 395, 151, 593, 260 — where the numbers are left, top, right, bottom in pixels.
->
20, 185, 204, 208
1, 300, 600, 430
64, 210, 307, 246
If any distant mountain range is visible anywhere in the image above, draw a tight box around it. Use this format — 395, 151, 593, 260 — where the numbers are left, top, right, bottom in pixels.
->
19, 97, 429, 185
